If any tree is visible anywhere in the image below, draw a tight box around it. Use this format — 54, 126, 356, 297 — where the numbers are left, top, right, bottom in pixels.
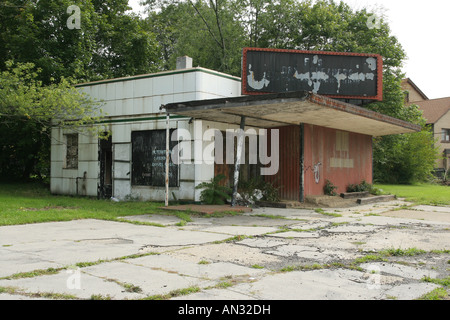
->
0, 61, 104, 180
0, 0, 162, 84
144, 0, 246, 76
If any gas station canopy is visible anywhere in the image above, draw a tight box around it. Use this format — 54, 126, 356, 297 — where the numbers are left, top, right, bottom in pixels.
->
163, 91, 421, 137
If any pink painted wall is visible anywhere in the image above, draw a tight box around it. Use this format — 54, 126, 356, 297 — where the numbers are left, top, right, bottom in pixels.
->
303, 124, 373, 196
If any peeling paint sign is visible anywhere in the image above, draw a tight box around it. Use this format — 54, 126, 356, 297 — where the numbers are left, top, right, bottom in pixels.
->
242, 48, 383, 100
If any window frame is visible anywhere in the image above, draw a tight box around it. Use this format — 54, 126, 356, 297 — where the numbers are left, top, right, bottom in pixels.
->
64, 133, 79, 169
131, 130, 179, 187
441, 129, 450, 143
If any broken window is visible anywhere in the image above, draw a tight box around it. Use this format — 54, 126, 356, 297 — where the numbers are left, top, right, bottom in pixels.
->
64, 134, 78, 169
131, 130, 179, 187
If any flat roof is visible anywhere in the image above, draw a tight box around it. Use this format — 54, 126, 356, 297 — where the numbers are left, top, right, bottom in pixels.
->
75, 67, 241, 88
162, 91, 421, 137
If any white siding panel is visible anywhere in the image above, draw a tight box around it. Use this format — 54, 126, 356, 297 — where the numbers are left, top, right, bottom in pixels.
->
114, 180, 131, 200
50, 177, 63, 194
112, 124, 131, 144
51, 144, 64, 162
153, 75, 174, 96
133, 97, 145, 115
114, 162, 130, 180
134, 78, 152, 98
98, 84, 107, 100
106, 83, 116, 101
179, 181, 195, 200
115, 82, 124, 100
114, 143, 131, 161
123, 81, 134, 99
183, 72, 197, 93
79, 143, 97, 162
143, 97, 154, 114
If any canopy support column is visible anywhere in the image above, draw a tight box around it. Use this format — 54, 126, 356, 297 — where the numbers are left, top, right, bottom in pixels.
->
231, 116, 246, 207
165, 111, 170, 207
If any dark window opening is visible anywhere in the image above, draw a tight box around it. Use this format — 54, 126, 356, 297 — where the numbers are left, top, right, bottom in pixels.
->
131, 130, 179, 187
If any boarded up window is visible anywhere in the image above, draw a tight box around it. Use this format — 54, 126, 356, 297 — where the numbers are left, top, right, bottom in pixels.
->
131, 130, 179, 187
65, 134, 78, 169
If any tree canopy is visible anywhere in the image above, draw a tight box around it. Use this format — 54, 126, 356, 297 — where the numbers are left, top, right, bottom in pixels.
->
0, 0, 162, 84
0, 61, 104, 180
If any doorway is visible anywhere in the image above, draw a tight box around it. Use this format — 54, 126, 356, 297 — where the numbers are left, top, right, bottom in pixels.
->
98, 136, 113, 199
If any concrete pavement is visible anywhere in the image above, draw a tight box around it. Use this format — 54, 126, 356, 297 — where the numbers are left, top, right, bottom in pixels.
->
1, 199, 449, 301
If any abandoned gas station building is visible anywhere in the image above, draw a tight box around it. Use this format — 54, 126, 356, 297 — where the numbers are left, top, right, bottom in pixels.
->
50, 49, 421, 203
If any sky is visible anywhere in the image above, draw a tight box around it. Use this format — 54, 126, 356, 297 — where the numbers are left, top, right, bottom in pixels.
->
128, 0, 450, 100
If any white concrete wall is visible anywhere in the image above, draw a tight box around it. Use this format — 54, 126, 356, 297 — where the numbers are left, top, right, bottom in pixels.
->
51, 68, 242, 202
50, 127, 99, 197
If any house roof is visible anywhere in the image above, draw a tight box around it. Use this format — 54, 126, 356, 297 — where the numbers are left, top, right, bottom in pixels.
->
402, 78, 429, 101
162, 91, 421, 137
414, 97, 450, 124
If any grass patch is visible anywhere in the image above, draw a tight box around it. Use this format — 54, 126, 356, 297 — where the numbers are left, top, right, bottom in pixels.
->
418, 287, 449, 300
0, 182, 183, 226
1, 267, 64, 280
314, 208, 342, 217
374, 183, 450, 206
380, 248, 427, 257
143, 286, 201, 300
422, 276, 450, 288
280, 263, 324, 272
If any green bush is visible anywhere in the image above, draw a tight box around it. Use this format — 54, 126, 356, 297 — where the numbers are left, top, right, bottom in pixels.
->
238, 177, 280, 203
195, 174, 232, 205
324, 180, 338, 196
347, 180, 372, 193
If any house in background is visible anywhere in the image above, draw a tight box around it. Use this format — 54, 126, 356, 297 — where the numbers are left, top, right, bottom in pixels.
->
401, 78, 429, 103
414, 97, 450, 176
402, 78, 450, 176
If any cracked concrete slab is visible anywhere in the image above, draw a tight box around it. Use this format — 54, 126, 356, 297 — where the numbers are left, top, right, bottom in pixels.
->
267, 231, 321, 238
236, 238, 287, 248
324, 224, 381, 234
360, 262, 439, 280
82, 261, 212, 297
1, 200, 449, 301
229, 269, 386, 300
195, 226, 278, 236
0, 269, 144, 300
124, 254, 266, 280
165, 242, 283, 266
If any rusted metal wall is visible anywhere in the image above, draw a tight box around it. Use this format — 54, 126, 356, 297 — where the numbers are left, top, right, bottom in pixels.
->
303, 124, 372, 196
265, 126, 301, 201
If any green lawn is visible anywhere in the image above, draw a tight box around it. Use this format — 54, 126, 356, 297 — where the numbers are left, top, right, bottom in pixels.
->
374, 183, 450, 206
0, 182, 172, 226
1, 182, 448, 226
